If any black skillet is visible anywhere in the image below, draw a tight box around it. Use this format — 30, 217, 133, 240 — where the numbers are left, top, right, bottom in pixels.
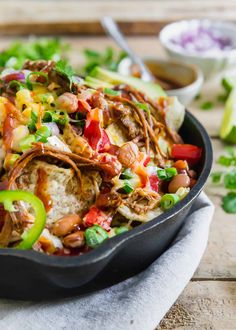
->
0, 110, 212, 300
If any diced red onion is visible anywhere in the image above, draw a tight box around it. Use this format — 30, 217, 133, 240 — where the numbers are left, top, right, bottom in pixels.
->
2, 71, 25, 83
44, 123, 60, 136
171, 26, 232, 53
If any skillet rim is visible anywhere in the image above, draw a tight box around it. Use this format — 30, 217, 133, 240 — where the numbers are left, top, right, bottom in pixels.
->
0, 110, 213, 267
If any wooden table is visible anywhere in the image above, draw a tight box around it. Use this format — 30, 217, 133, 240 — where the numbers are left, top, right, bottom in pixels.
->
1, 0, 236, 327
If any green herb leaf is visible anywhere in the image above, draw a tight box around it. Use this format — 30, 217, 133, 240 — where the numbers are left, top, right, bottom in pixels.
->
218, 155, 236, 167
217, 93, 228, 103
55, 60, 74, 87
0, 38, 69, 70
195, 93, 201, 100
211, 171, 223, 184
224, 171, 236, 190
200, 101, 214, 110
222, 192, 236, 213
82, 47, 127, 75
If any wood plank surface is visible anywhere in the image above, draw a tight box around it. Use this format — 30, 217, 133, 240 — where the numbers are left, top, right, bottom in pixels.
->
194, 139, 236, 280
1, 1, 236, 35
158, 281, 236, 329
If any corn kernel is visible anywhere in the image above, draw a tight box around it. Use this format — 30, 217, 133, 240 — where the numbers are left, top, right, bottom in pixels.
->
12, 125, 29, 152
16, 89, 33, 109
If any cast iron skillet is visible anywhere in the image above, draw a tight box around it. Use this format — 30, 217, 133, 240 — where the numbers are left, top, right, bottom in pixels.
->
0, 111, 212, 300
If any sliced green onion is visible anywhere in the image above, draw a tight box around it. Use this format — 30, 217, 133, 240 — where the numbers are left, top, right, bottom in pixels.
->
157, 167, 177, 180
85, 225, 108, 248
75, 112, 86, 120
43, 110, 69, 126
157, 169, 167, 180
28, 111, 38, 132
8, 80, 25, 91
104, 87, 121, 96
35, 125, 51, 143
115, 226, 129, 235
166, 167, 178, 179
120, 168, 133, 180
26, 71, 49, 90
135, 102, 150, 113
4, 153, 20, 168
160, 193, 180, 211
19, 134, 36, 152
122, 181, 134, 194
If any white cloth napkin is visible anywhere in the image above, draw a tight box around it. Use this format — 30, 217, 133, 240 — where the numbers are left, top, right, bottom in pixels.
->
0, 192, 214, 330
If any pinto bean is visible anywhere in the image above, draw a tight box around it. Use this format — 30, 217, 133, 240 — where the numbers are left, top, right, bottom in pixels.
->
52, 214, 82, 237
57, 92, 78, 113
63, 231, 85, 248
117, 142, 139, 167
168, 174, 190, 193
188, 170, 197, 179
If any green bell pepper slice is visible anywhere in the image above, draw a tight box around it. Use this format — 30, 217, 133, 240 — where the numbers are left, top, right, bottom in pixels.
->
0, 190, 46, 249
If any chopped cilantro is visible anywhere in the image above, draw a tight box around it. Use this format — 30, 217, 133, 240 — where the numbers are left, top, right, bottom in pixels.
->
217, 93, 228, 103
218, 155, 236, 167
55, 60, 74, 87
211, 171, 223, 184
0, 38, 69, 70
82, 47, 127, 75
212, 146, 236, 213
224, 171, 236, 190
200, 101, 213, 110
222, 192, 236, 213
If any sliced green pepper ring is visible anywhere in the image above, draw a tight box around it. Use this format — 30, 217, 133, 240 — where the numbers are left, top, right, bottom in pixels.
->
0, 190, 46, 250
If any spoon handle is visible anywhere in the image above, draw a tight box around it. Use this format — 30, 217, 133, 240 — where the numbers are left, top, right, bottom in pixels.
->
101, 16, 154, 82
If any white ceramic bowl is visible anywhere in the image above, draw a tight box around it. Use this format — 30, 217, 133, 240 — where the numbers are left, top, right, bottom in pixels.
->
118, 57, 203, 106
159, 19, 236, 78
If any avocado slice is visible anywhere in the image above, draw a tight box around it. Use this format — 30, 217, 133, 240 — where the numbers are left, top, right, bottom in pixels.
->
85, 76, 114, 89
86, 66, 166, 99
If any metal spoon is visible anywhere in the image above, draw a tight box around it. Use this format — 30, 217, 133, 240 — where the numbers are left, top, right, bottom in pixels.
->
101, 16, 155, 82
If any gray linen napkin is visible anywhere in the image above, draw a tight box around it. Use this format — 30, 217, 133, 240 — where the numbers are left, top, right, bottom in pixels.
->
0, 192, 214, 330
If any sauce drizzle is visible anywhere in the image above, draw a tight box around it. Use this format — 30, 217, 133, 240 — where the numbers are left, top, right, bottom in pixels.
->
35, 167, 52, 213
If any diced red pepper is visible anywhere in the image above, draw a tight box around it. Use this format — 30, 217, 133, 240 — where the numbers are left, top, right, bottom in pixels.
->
98, 130, 111, 153
77, 99, 91, 114
84, 108, 112, 153
84, 119, 102, 150
84, 108, 102, 151
149, 174, 159, 192
143, 156, 151, 167
171, 144, 202, 166
83, 206, 111, 231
